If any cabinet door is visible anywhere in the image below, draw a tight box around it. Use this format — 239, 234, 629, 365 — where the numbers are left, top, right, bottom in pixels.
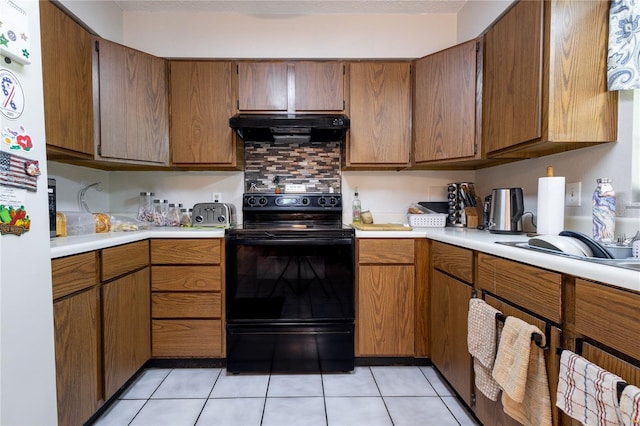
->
429, 270, 473, 406
293, 62, 344, 111
53, 287, 100, 426
347, 62, 412, 167
170, 61, 237, 166
482, 0, 543, 154
479, 294, 562, 426
237, 62, 288, 111
413, 40, 478, 163
97, 39, 169, 164
40, 0, 94, 157
357, 264, 415, 356
102, 268, 151, 399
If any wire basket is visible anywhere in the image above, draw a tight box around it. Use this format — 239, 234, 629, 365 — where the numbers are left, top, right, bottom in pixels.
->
407, 213, 447, 228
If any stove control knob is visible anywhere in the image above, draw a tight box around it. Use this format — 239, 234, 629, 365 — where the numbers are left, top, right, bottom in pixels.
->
246, 197, 257, 206
301, 197, 310, 206
217, 215, 226, 223
318, 197, 326, 205
329, 197, 338, 206
194, 215, 204, 224
258, 197, 268, 206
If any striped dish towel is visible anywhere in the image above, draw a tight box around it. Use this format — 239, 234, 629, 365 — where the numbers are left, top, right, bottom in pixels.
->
556, 350, 624, 426
619, 384, 640, 426
467, 298, 502, 401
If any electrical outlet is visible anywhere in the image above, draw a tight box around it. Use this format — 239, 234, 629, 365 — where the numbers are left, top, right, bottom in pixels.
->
566, 182, 581, 206
212, 192, 221, 203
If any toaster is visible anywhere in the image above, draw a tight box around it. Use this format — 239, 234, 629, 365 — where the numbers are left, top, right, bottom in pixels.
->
192, 202, 236, 227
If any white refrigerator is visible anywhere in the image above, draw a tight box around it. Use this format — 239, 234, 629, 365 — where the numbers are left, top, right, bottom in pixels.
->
0, 0, 58, 423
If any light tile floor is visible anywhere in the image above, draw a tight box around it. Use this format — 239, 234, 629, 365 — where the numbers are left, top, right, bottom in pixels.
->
92, 366, 480, 426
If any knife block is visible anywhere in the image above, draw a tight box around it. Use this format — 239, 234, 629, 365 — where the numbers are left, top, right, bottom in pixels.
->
464, 207, 479, 228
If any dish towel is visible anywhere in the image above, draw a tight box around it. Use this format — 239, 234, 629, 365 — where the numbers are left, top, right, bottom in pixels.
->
467, 298, 502, 401
556, 350, 624, 426
492, 316, 552, 426
618, 384, 640, 426
607, 0, 640, 90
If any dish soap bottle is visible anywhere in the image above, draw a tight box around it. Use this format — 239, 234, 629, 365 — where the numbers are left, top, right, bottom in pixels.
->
592, 178, 616, 244
352, 188, 362, 224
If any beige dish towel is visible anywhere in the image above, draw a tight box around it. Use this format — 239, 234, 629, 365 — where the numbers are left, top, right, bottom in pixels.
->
467, 298, 502, 401
619, 384, 640, 426
492, 316, 552, 426
556, 350, 624, 426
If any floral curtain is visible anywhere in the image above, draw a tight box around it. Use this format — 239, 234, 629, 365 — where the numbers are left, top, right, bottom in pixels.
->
608, 0, 640, 90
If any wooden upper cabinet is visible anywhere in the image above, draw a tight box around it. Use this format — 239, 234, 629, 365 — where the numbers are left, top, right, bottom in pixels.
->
237, 62, 288, 111
96, 39, 169, 165
40, 0, 94, 158
237, 61, 345, 112
293, 62, 345, 111
346, 62, 412, 168
413, 40, 479, 164
482, 0, 617, 158
169, 61, 238, 167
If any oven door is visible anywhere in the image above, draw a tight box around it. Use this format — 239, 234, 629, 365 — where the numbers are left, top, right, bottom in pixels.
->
225, 232, 355, 373
225, 233, 355, 323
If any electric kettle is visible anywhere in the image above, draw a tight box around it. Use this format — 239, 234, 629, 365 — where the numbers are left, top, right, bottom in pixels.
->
488, 188, 524, 234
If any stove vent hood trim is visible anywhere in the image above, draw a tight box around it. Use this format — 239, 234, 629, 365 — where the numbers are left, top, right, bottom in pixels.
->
229, 113, 350, 143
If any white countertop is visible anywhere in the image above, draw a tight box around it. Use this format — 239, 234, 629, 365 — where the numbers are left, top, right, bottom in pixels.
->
356, 227, 639, 292
51, 225, 638, 293
50, 227, 226, 259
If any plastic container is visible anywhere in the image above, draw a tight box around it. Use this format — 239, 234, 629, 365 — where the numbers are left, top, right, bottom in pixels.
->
61, 211, 96, 236
592, 178, 616, 244
180, 208, 192, 227
152, 199, 169, 226
408, 213, 447, 228
166, 203, 181, 227
137, 192, 154, 222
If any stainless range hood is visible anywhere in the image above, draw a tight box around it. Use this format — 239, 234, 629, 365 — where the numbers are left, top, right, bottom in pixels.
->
229, 114, 350, 143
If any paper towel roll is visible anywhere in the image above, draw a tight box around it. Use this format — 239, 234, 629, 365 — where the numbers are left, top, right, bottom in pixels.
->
537, 176, 565, 235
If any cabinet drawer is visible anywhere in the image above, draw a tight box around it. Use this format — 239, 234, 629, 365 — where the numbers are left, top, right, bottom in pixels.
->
431, 241, 473, 284
152, 319, 222, 357
102, 240, 149, 281
580, 341, 640, 387
151, 239, 221, 265
477, 253, 562, 323
358, 239, 415, 264
152, 292, 221, 318
151, 266, 221, 291
575, 279, 640, 360
52, 252, 98, 300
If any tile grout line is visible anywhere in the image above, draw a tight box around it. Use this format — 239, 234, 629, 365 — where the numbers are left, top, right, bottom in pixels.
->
127, 368, 174, 426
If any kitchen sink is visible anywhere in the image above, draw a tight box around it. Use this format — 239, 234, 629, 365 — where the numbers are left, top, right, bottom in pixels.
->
496, 241, 640, 272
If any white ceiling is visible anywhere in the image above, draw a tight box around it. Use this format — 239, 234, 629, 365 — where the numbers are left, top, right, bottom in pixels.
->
112, 0, 469, 15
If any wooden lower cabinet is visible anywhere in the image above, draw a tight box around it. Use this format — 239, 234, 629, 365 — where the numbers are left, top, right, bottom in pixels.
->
53, 287, 101, 426
356, 239, 417, 356
150, 239, 225, 358
102, 267, 151, 399
429, 269, 473, 406
51, 252, 100, 426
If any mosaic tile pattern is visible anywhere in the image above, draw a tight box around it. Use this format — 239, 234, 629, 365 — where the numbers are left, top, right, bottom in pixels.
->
244, 141, 342, 193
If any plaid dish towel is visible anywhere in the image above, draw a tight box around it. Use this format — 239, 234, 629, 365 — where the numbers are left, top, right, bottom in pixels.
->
556, 350, 624, 426
619, 384, 640, 426
467, 298, 502, 401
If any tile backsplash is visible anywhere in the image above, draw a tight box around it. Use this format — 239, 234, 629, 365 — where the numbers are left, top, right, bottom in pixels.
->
244, 140, 341, 193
